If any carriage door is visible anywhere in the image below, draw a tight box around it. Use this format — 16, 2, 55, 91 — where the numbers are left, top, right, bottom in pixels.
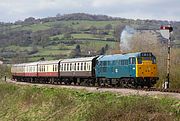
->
129, 57, 136, 77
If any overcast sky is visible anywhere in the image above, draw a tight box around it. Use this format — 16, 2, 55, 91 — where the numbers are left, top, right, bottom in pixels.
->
0, 0, 180, 22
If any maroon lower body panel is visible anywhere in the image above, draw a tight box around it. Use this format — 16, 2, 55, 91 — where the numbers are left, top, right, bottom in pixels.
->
25, 72, 37, 77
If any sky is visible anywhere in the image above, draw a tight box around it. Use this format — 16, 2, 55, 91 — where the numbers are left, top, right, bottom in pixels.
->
0, 0, 180, 22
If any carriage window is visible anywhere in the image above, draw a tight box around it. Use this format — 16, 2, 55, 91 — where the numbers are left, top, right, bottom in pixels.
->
70, 64, 72, 71
89, 64, 91, 71
55, 65, 56, 71
64, 64, 66, 71
61, 64, 63, 71
67, 64, 69, 71
77, 63, 79, 70
47, 66, 48, 72
75, 63, 76, 71
81, 63, 83, 70
84, 62, 86, 70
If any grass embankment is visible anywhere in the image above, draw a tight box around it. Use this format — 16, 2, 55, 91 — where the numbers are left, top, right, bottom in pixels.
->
0, 82, 179, 121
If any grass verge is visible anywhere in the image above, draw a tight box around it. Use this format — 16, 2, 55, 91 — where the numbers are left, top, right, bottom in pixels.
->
0, 82, 179, 121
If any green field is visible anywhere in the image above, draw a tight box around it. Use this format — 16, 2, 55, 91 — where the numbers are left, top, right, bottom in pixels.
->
0, 82, 179, 121
18, 20, 127, 32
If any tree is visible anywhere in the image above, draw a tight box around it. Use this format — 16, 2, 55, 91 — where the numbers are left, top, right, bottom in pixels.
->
100, 47, 105, 55
24, 17, 36, 24
70, 44, 81, 57
75, 44, 81, 54
105, 44, 109, 51
90, 26, 97, 35
114, 24, 125, 42
105, 24, 112, 30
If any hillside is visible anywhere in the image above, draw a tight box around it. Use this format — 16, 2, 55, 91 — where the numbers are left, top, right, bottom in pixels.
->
0, 13, 180, 63
0, 82, 179, 121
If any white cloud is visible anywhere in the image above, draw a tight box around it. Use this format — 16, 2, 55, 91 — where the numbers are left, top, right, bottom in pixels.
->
91, 0, 157, 7
0, 0, 179, 22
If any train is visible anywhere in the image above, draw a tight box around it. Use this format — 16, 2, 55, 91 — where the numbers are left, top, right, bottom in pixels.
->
11, 52, 159, 88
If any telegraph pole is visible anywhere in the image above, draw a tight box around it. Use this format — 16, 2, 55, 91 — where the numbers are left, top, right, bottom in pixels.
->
160, 25, 173, 89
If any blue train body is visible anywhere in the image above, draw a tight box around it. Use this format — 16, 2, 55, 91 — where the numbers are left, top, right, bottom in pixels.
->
95, 53, 140, 79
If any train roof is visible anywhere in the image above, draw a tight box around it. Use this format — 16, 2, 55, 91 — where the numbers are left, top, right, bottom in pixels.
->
12, 60, 61, 67
61, 56, 97, 63
38, 60, 61, 65
97, 52, 142, 61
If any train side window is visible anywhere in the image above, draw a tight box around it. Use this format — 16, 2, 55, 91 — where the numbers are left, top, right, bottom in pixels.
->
75, 63, 76, 71
47, 66, 48, 72
118, 60, 121, 65
65, 64, 67, 71
84, 62, 86, 71
61, 64, 63, 71
87, 63, 89, 70
64, 64, 66, 71
54, 65, 56, 72
81, 63, 83, 70
99, 61, 102, 66
70, 64, 72, 71
89, 63, 91, 71
126, 60, 128, 65
132, 58, 136, 64
121, 60, 124, 65
77, 63, 79, 71
66, 64, 68, 71
62, 64, 64, 71
129, 58, 133, 64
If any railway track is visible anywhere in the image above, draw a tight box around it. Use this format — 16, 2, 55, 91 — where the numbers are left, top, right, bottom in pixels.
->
8, 79, 180, 94
143, 88, 180, 93
6, 79, 180, 99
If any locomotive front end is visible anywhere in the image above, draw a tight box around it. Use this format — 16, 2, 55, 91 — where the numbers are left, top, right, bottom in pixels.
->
136, 52, 159, 87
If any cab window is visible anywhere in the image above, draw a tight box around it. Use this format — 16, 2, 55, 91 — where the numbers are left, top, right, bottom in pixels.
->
137, 58, 142, 64
152, 57, 156, 64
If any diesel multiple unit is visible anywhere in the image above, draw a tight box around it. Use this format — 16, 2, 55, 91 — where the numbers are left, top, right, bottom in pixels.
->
11, 52, 159, 88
